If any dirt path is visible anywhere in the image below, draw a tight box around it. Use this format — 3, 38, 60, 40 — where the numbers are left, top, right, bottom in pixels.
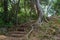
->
0, 35, 27, 40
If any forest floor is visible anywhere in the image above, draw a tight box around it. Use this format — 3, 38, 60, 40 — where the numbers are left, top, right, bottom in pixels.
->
0, 16, 60, 40
0, 29, 60, 40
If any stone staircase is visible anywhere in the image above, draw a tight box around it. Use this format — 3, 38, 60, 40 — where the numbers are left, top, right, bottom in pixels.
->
7, 26, 27, 37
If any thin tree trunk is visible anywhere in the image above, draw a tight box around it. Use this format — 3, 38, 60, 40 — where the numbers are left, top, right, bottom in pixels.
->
15, 0, 20, 26
3, 0, 9, 23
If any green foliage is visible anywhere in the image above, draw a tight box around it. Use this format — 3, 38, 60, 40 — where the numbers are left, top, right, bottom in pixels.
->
53, 0, 60, 15
0, 0, 60, 28
0, 18, 4, 26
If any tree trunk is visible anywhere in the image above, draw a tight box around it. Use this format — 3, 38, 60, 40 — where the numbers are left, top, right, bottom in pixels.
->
15, 0, 20, 26
35, 0, 44, 24
30, 0, 44, 24
3, 0, 9, 23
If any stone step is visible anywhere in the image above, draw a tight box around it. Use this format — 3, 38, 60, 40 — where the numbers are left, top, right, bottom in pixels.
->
9, 33, 26, 37
16, 27, 27, 31
17, 29, 25, 31
9, 26, 26, 31
9, 31, 26, 34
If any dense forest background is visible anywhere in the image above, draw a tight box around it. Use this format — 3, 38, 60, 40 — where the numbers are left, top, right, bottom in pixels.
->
0, 0, 60, 40
0, 0, 59, 27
